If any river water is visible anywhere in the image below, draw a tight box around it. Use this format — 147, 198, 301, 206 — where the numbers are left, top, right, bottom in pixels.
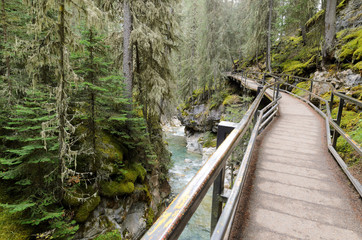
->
165, 126, 212, 240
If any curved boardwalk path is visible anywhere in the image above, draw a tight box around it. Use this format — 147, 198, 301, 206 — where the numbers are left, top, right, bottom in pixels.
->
228, 89, 362, 239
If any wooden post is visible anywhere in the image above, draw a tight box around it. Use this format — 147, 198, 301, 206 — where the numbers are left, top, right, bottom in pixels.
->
211, 121, 237, 235
330, 92, 334, 114
332, 96, 344, 148
309, 81, 313, 101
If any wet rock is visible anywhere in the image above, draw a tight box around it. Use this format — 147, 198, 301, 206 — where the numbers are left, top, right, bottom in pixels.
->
202, 147, 216, 163
184, 158, 192, 163
120, 203, 147, 239
185, 132, 203, 153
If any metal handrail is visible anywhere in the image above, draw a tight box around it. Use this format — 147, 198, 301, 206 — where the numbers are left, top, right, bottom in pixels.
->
142, 81, 281, 240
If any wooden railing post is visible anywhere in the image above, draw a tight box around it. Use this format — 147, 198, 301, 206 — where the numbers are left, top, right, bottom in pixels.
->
309, 80, 313, 101
211, 121, 237, 235
330, 92, 334, 114
332, 95, 345, 148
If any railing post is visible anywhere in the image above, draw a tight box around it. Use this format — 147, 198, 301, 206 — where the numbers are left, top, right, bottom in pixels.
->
309, 80, 313, 101
262, 73, 266, 85
330, 92, 334, 114
332, 95, 345, 148
211, 121, 237, 235
276, 83, 280, 99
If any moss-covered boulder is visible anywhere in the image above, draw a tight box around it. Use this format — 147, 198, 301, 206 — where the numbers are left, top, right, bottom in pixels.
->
100, 181, 135, 197
75, 195, 101, 223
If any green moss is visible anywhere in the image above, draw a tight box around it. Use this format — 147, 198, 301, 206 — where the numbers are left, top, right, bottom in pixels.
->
337, 0, 348, 10
131, 163, 147, 181
135, 184, 152, 203
353, 61, 362, 72
338, 27, 362, 62
282, 56, 315, 75
350, 85, 362, 100
305, 9, 325, 30
63, 191, 84, 207
0, 185, 32, 240
97, 131, 124, 163
94, 230, 122, 240
201, 132, 217, 148
75, 195, 101, 223
100, 181, 135, 197
222, 95, 241, 106
292, 81, 311, 97
146, 207, 155, 228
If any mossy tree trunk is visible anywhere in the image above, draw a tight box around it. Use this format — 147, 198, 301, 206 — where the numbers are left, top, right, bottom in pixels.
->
57, 0, 66, 197
267, 0, 273, 73
322, 0, 337, 68
123, 0, 133, 110
1, 0, 12, 100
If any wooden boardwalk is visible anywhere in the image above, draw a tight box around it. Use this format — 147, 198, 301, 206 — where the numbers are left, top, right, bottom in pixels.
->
229, 92, 362, 239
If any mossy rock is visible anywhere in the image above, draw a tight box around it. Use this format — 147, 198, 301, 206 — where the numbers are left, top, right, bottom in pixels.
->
100, 181, 135, 197
120, 163, 147, 183
338, 27, 362, 62
94, 230, 122, 240
353, 61, 362, 73
75, 195, 101, 223
97, 131, 124, 163
222, 95, 241, 106
63, 191, 85, 207
146, 207, 155, 228
292, 81, 311, 97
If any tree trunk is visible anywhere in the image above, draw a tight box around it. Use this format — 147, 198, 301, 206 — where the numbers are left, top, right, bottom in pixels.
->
1, 0, 11, 96
322, 0, 337, 68
89, 29, 96, 151
266, 0, 273, 73
58, 0, 66, 195
300, 23, 307, 46
123, 0, 133, 107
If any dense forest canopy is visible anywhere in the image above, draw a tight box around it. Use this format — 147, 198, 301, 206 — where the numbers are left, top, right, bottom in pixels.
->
0, 0, 360, 239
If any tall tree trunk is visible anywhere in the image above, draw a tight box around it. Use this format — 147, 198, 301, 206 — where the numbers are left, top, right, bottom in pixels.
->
300, 23, 307, 46
322, 0, 337, 68
267, 0, 273, 73
89, 29, 96, 152
57, 0, 66, 195
123, 0, 133, 107
1, 0, 11, 97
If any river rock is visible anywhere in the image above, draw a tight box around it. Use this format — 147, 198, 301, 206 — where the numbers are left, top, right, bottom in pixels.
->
186, 132, 203, 153
185, 158, 192, 163
336, 70, 362, 87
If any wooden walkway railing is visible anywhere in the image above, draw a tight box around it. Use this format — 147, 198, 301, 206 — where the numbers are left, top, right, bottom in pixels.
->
142, 71, 361, 240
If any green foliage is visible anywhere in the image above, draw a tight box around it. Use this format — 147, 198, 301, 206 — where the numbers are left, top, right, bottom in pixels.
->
94, 230, 122, 240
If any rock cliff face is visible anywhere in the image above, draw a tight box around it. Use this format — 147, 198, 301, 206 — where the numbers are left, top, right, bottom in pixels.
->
179, 104, 225, 133
178, 81, 253, 134
75, 173, 170, 239
336, 0, 362, 31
